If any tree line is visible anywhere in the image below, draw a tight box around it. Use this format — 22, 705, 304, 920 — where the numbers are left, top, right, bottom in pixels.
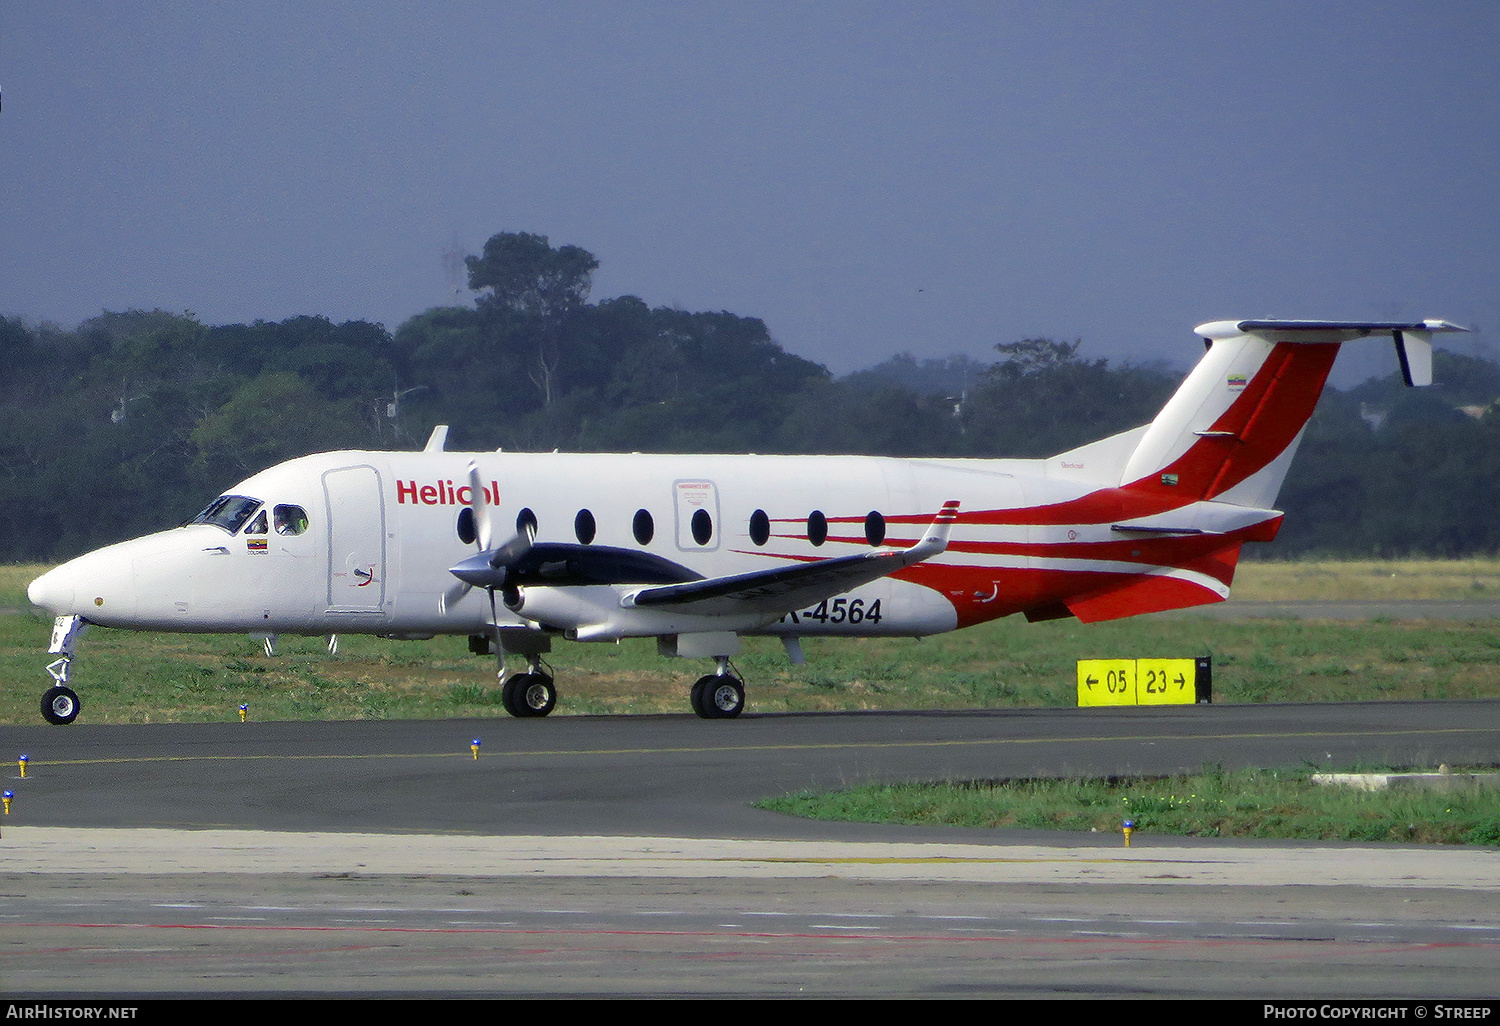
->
1, 231, 1495, 562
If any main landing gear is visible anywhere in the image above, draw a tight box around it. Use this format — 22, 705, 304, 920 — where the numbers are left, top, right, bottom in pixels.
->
480, 630, 559, 719
494, 640, 557, 718
502, 670, 557, 718
479, 631, 748, 721
690, 657, 745, 719
40, 615, 87, 725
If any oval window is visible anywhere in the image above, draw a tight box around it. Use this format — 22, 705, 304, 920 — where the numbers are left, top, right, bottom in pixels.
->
749, 509, 770, 546
575, 509, 596, 545
691, 508, 713, 546
633, 509, 654, 545
516, 508, 538, 540
456, 506, 476, 545
864, 510, 886, 547
808, 510, 827, 547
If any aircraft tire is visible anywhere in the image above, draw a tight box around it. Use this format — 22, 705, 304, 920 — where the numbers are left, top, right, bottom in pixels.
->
503, 673, 556, 718
41, 685, 81, 725
692, 675, 744, 720
690, 675, 711, 717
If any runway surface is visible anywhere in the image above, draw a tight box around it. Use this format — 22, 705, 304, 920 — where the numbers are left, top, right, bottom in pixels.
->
2, 701, 1499, 997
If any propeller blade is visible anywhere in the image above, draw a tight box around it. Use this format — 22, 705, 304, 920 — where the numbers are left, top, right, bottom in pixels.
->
467, 461, 493, 552
487, 528, 532, 569
439, 580, 471, 614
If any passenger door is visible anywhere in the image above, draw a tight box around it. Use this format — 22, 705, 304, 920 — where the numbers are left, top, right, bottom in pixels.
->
323, 465, 387, 614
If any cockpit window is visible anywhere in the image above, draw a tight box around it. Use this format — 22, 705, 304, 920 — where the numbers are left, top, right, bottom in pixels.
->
274, 504, 309, 536
245, 511, 269, 535
191, 495, 262, 534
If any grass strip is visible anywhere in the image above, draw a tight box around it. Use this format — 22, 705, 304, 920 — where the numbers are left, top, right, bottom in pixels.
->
756, 767, 1500, 845
5, 559, 1500, 723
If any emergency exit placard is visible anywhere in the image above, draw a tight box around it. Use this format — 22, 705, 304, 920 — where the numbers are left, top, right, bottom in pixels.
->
1076, 658, 1211, 706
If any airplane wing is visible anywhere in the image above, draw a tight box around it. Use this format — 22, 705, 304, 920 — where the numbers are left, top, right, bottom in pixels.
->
622, 500, 960, 618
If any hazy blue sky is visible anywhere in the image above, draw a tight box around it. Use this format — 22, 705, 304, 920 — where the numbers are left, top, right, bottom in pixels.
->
2, 1, 1496, 384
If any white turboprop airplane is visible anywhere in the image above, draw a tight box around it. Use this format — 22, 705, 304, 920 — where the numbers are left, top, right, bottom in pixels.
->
26, 318, 1466, 725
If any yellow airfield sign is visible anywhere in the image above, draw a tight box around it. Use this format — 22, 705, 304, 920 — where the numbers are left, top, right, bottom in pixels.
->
1075, 659, 1135, 706
1076, 657, 1211, 706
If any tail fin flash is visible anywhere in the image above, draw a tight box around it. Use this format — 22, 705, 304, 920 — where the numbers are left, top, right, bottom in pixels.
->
1119, 319, 1468, 510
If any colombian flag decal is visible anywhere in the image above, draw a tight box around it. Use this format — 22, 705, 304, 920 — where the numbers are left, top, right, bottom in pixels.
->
247, 539, 268, 553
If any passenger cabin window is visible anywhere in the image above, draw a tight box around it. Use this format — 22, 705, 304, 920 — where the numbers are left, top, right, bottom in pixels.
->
575, 509, 596, 545
456, 506, 476, 545
807, 510, 828, 547
517, 508, 538, 539
864, 511, 886, 547
191, 495, 262, 535
749, 509, 770, 546
633, 509, 654, 545
691, 508, 712, 546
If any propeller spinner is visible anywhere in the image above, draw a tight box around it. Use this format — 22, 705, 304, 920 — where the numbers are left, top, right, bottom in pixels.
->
440, 462, 532, 615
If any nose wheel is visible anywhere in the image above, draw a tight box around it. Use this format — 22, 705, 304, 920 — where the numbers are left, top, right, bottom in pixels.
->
41, 685, 81, 725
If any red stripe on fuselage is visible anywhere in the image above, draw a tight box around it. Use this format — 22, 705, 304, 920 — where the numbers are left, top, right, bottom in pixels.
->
890, 545, 1238, 629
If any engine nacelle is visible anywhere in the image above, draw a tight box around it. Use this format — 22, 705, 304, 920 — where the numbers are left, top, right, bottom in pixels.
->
506, 584, 779, 640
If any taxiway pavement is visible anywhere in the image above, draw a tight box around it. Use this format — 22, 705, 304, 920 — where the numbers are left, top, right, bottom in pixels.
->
2, 703, 1498, 997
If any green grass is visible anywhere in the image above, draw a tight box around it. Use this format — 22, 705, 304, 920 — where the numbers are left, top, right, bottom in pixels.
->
0, 565, 40, 610
5, 558, 1500, 723
4, 606, 1500, 723
757, 768, 1500, 845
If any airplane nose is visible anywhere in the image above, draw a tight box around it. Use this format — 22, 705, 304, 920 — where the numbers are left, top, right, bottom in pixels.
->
27, 566, 76, 615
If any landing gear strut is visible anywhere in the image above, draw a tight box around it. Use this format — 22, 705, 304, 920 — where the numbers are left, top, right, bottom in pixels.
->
40, 615, 87, 725
691, 657, 745, 719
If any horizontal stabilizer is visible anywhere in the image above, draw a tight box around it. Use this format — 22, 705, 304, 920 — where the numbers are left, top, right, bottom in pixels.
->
1200, 319, 1468, 389
1230, 319, 1468, 336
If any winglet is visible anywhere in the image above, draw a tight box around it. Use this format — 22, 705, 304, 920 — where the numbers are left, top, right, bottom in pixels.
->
907, 500, 960, 561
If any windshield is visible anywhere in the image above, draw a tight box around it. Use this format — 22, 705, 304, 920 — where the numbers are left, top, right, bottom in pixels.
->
190, 495, 263, 534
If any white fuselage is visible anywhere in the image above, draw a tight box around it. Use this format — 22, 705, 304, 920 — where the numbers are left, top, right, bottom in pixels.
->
31, 445, 1189, 643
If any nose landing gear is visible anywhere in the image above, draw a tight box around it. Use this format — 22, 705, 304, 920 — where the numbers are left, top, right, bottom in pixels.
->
39, 616, 88, 725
